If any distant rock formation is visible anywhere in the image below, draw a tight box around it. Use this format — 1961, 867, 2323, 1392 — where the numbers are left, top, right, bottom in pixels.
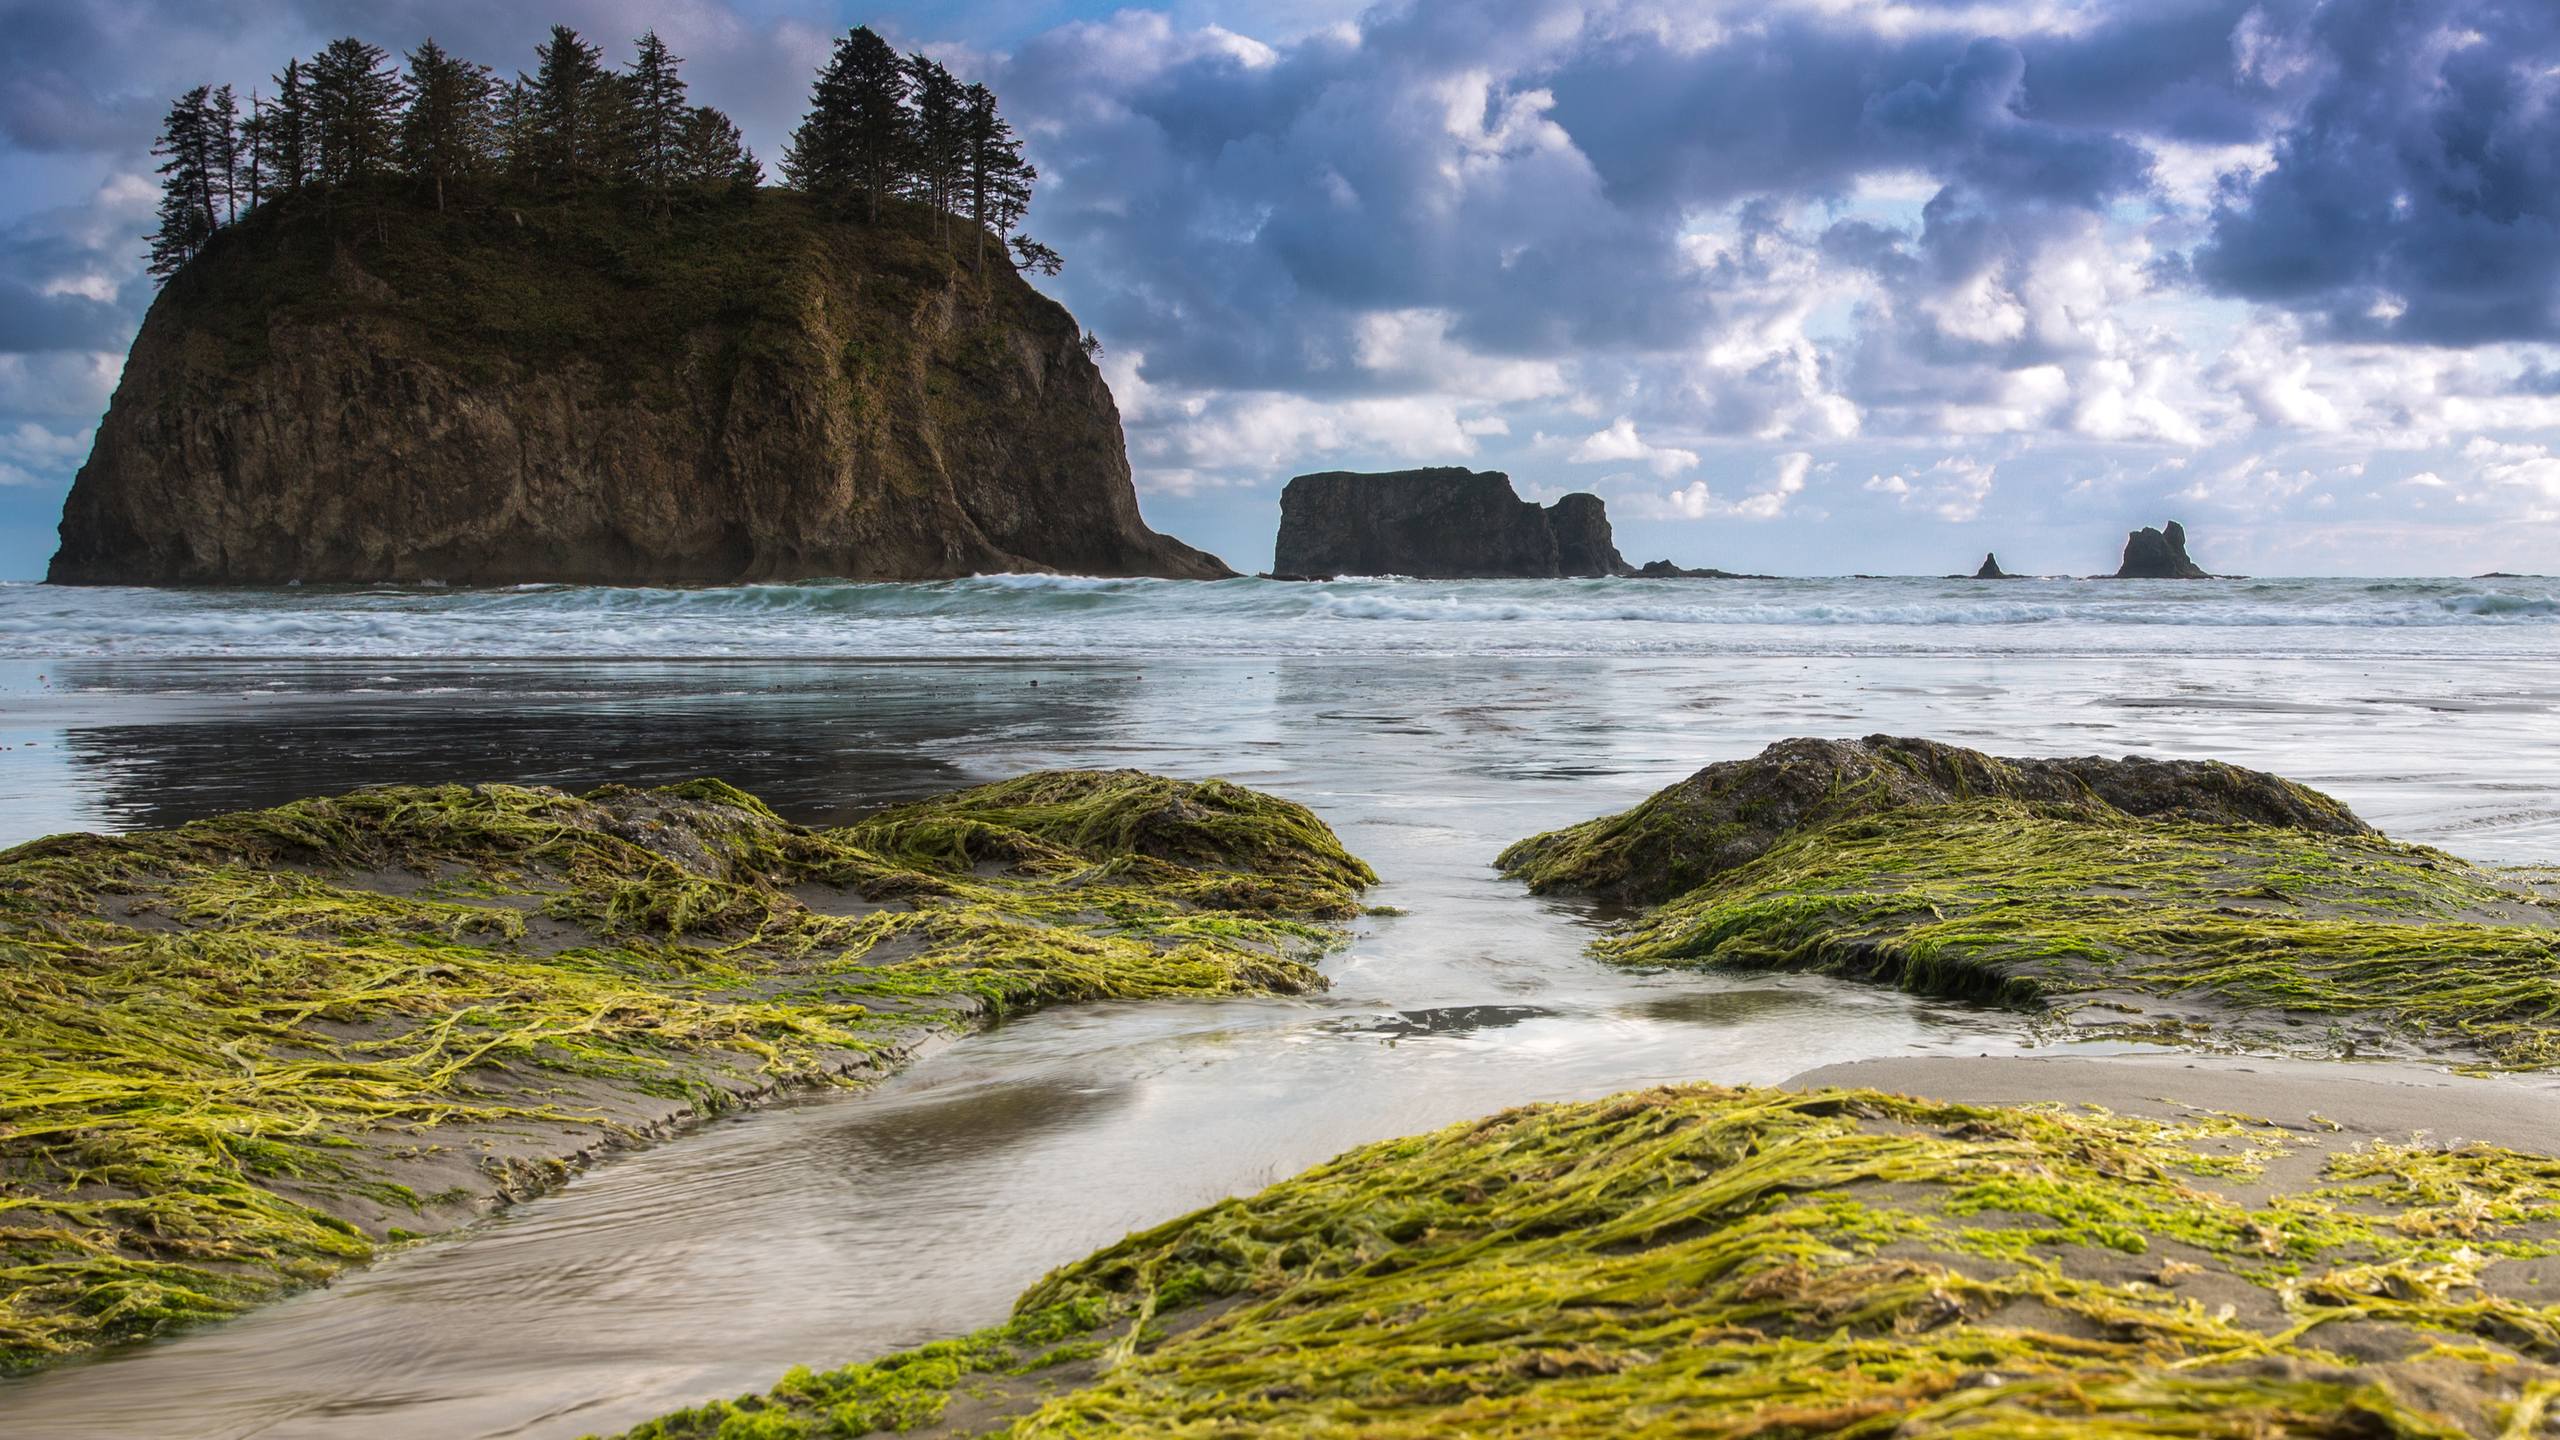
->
1973, 553, 2014, 579
1632, 559, 1773, 580
1272, 468, 1632, 579
1547, 493, 1626, 579
2114, 522, 2210, 579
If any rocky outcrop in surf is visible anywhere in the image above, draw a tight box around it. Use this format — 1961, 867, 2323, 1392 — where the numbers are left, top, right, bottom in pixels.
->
1272, 468, 1632, 579
1973, 552, 2014, 579
48, 192, 1228, 585
1631, 559, 1772, 579
1502, 734, 2557, 1070
0, 769, 1370, 1368
2113, 521, 2210, 579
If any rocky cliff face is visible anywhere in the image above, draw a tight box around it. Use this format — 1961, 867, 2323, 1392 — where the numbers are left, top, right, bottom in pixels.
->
49, 192, 1227, 585
1271, 468, 1630, 579
2113, 521, 2209, 579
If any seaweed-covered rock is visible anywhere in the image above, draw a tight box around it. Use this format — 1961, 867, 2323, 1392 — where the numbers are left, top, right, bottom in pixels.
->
1501, 737, 2559, 1068
0, 770, 1368, 1370
610, 1082, 2560, 1439
822, 768, 1375, 916
1500, 734, 2369, 907
2115, 520, 2211, 578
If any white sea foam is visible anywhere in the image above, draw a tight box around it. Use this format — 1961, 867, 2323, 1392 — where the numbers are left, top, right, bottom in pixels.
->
0, 575, 2549, 661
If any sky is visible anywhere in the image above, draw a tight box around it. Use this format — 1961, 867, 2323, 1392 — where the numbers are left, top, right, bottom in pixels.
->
4, 0, 2560, 578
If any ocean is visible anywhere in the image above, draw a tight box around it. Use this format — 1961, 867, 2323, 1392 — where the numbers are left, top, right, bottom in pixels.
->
2, 572, 2555, 661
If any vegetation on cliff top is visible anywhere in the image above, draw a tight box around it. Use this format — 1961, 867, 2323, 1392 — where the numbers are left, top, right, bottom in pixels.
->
1499, 736, 2560, 1069
157, 177, 1058, 410
0, 770, 1369, 1371
608, 1082, 2560, 1438
147, 21, 1052, 281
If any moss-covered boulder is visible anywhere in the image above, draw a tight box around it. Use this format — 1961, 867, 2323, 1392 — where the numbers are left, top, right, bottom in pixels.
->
607, 1083, 2560, 1438
1500, 737, 2559, 1068
0, 769, 1368, 1370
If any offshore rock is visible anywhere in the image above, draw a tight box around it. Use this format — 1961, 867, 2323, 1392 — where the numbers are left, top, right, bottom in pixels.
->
1973, 552, 2013, 579
48, 192, 1228, 584
1632, 559, 1772, 579
1271, 467, 1631, 579
2113, 521, 2210, 579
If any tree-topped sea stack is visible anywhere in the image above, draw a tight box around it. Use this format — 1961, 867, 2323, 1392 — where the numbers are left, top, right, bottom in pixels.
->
52, 25, 1225, 585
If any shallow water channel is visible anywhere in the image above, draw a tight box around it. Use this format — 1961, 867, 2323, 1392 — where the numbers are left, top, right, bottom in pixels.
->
3, 653, 2556, 1438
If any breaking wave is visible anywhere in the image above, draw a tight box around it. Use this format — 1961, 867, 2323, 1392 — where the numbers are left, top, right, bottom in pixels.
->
0, 573, 2551, 660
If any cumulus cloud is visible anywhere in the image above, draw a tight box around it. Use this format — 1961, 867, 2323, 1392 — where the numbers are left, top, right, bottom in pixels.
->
1634, 450, 1816, 521
2460, 435, 2560, 518
1863, 454, 1997, 520
0, 417, 89, 486
2194, 0, 2560, 344
0, 172, 154, 355
1571, 417, 1698, 474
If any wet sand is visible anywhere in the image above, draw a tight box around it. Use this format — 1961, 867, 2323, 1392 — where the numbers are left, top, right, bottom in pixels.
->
1789, 1052, 2560, 1151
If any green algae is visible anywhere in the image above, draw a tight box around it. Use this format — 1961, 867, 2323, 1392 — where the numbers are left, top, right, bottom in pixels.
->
1497, 733, 2370, 908
1499, 739, 2560, 1070
599, 1083, 2560, 1438
0, 769, 1369, 1371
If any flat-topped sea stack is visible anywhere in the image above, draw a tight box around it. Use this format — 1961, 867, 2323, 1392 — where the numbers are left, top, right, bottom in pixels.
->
2113, 520, 2211, 578
1272, 467, 1632, 579
48, 192, 1228, 585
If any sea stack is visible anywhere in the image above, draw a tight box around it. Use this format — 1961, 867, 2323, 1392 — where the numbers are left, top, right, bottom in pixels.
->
48, 193, 1228, 585
1272, 468, 1632, 579
2114, 521, 2210, 579
1973, 553, 2012, 579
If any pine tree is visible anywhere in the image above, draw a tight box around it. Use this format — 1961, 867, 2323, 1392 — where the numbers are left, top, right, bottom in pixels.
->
492, 77, 535, 180
147, 86, 222, 277
307, 36, 405, 186
844, 28, 911, 222
627, 30, 688, 206
400, 38, 494, 210
904, 53, 966, 235
585, 70, 642, 182
780, 34, 853, 197
1009, 234, 1062, 276
257, 59, 311, 196
530, 25, 607, 182
206, 84, 240, 223
783, 26, 909, 220
961, 83, 1036, 269
677, 105, 757, 188
238, 90, 269, 208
